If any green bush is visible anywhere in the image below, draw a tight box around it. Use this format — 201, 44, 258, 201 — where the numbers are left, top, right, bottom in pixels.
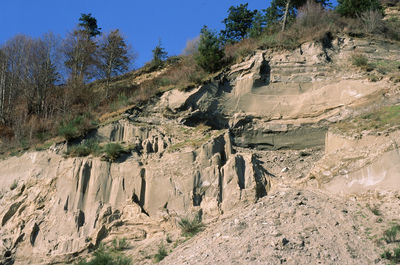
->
351, 54, 374, 71
178, 213, 205, 237
103, 143, 125, 161
58, 115, 96, 141
153, 243, 168, 263
58, 118, 81, 141
76, 245, 132, 265
66, 139, 100, 157
195, 26, 225, 73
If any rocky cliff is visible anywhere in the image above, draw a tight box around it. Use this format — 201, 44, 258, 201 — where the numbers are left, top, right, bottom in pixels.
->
1, 35, 400, 265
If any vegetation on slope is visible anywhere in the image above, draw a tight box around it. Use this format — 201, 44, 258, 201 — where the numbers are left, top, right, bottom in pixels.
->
0, 0, 399, 157
332, 105, 400, 135
75, 243, 132, 265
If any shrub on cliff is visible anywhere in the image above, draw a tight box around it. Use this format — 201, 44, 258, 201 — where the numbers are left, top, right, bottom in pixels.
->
58, 114, 96, 141
102, 143, 124, 161
178, 213, 205, 237
75, 244, 131, 265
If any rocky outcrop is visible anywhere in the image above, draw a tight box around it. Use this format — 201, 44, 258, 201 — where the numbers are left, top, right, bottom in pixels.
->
158, 36, 397, 150
0, 120, 270, 264
308, 130, 400, 195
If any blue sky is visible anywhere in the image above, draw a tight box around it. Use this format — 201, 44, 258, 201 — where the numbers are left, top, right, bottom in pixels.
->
1, 0, 338, 67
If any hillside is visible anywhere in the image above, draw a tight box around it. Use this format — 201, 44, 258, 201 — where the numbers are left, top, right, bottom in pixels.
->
1, 2, 400, 265
1, 30, 400, 264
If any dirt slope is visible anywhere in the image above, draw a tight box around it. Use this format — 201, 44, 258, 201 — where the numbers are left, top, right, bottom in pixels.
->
161, 188, 396, 265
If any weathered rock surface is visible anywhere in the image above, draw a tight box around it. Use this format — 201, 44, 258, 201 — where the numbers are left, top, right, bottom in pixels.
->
0, 120, 269, 264
159, 36, 399, 150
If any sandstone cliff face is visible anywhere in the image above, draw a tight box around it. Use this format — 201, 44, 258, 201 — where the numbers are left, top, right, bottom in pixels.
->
160, 36, 398, 150
0, 121, 270, 264
1, 35, 400, 265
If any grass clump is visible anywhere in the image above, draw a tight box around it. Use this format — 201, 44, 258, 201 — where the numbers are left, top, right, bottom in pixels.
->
384, 224, 400, 243
368, 204, 381, 216
153, 243, 168, 263
111, 238, 129, 251
103, 143, 125, 161
75, 244, 132, 265
178, 213, 205, 238
381, 246, 400, 263
350, 53, 374, 71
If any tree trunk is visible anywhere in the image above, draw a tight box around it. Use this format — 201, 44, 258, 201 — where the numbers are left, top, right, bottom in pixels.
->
282, 0, 291, 32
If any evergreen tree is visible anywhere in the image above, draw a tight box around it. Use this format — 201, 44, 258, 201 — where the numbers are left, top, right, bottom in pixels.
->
151, 40, 168, 68
221, 3, 258, 43
248, 11, 268, 38
195, 26, 225, 73
336, 0, 383, 18
64, 14, 101, 83
79, 13, 102, 37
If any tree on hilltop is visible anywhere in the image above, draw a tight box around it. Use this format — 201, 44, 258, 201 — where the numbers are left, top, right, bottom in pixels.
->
150, 40, 168, 69
221, 3, 258, 43
265, 0, 330, 30
98, 29, 132, 97
195, 26, 225, 73
79, 13, 102, 37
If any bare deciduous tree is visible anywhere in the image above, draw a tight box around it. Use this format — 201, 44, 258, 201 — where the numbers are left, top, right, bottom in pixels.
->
98, 29, 132, 97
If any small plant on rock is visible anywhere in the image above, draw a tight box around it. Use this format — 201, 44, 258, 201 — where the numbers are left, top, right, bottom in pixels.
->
75, 244, 132, 265
368, 204, 381, 216
351, 53, 373, 71
153, 243, 168, 263
112, 237, 129, 251
381, 246, 400, 263
178, 213, 205, 238
65, 139, 100, 157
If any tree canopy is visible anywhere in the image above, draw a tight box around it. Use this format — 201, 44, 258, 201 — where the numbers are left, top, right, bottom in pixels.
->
265, 0, 330, 27
336, 0, 383, 18
79, 13, 102, 37
195, 26, 225, 73
151, 40, 168, 67
221, 3, 258, 43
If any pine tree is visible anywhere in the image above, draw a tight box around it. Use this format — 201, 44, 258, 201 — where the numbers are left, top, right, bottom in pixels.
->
221, 4, 258, 43
150, 40, 168, 69
78, 13, 102, 37
195, 26, 225, 73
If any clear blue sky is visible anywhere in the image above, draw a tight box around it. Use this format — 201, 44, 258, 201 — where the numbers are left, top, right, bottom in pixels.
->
0, 0, 338, 67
